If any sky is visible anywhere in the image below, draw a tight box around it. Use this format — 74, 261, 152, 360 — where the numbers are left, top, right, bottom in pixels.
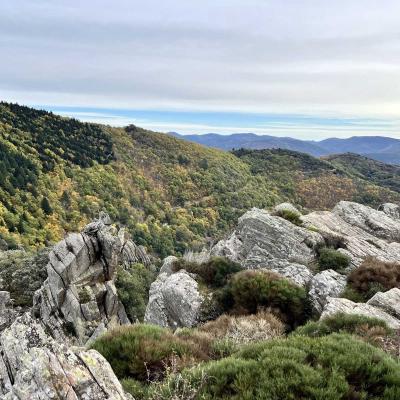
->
1, 0, 400, 139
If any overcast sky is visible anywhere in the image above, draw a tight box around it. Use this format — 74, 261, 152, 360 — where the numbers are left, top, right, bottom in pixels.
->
1, 0, 400, 139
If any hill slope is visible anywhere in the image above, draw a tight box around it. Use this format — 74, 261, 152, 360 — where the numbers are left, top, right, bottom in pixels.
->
172, 132, 400, 164
0, 102, 399, 256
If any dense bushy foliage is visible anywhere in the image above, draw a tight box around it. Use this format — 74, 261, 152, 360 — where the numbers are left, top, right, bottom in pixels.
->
116, 263, 156, 322
327, 153, 400, 195
153, 334, 400, 400
172, 257, 242, 287
317, 247, 351, 272
91, 324, 201, 382
293, 313, 392, 338
220, 270, 310, 328
1, 102, 399, 256
91, 324, 226, 388
234, 148, 400, 210
347, 257, 400, 300
0, 102, 114, 169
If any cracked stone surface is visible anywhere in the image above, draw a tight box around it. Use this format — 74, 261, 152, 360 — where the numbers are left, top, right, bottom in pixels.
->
309, 270, 347, 314
303, 201, 400, 268
211, 207, 323, 269
0, 313, 129, 399
144, 269, 203, 329
33, 213, 134, 344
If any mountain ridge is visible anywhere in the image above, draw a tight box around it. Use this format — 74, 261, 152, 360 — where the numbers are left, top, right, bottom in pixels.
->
170, 132, 400, 164
0, 101, 399, 256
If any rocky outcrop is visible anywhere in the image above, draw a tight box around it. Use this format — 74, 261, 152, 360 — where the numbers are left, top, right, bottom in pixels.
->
212, 207, 323, 269
33, 213, 133, 344
144, 269, 203, 329
334, 201, 400, 242
0, 313, 128, 399
159, 255, 178, 275
303, 201, 400, 267
321, 296, 400, 329
367, 288, 400, 319
309, 270, 347, 314
379, 203, 400, 220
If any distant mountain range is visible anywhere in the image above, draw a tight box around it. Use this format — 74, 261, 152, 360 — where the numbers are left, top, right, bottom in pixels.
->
169, 133, 400, 165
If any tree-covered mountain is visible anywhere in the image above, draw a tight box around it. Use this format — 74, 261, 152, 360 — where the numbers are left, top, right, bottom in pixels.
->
172, 132, 400, 165
0, 101, 399, 256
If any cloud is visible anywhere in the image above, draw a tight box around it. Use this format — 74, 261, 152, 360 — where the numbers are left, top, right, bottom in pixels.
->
1, 0, 400, 138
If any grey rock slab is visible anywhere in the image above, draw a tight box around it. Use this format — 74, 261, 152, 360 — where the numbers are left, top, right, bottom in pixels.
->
321, 297, 400, 329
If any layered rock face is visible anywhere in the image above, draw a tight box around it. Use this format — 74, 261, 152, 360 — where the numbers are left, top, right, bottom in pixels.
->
33, 213, 132, 344
0, 313, 128, 399
303, 201, 400, 268
0, 213, 143, 399
211, 207, 323, 269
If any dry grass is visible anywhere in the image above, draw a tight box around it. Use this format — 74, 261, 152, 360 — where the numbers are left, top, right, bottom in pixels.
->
199, 311, 284, 344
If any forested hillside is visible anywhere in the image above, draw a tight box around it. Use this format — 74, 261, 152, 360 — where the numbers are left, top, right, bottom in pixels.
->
0, 102, 399, 256
233, 148, 400, 209
325, 153, 400, 194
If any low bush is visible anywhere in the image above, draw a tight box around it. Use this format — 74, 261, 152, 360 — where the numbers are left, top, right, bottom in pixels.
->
221, 270, 310, 328
172, 257, 242, 287
153, 334, 400, 399
347, 257, 400, 300
116, 263, 156, 322
275, 209, 302, 226
317, 247, 350, 272
91, 324, 204, 382
199, 312, 284, 344
293, 312, 392, 339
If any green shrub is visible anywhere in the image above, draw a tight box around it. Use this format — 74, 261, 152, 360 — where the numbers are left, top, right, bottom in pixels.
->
340, 285, 365, 303
121, 378, 149, 398
91, 324, 201, 382
153, 334, 400, 399
116, 263, 156, 322
172, 257, 242, 288
293, 312, 392, 338
276, 209, 302, 226
318, 247, 350, 272
347, 257, 400, 300
222, 270, 310, 328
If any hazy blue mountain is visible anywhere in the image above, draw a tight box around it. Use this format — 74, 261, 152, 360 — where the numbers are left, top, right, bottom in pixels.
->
170, 132, 400, 164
